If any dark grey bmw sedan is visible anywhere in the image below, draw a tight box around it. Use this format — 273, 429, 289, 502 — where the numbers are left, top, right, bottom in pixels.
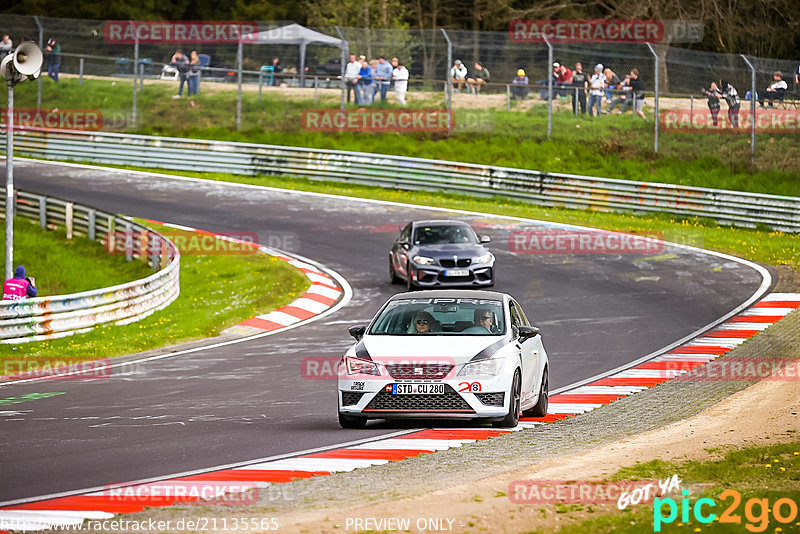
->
389, 220, 495, 290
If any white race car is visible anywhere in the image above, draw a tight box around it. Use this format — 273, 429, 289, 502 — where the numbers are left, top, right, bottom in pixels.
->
338, 290, 549, 428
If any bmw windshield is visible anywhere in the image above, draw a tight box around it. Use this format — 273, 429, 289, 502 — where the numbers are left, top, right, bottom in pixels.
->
413, 224, 478, 245
369, 298, 505, 336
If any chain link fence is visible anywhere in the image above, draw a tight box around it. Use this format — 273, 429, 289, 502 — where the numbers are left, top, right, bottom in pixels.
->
2, 15, 798, 161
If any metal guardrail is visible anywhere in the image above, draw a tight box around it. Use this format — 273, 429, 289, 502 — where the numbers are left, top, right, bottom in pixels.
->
1, 129, 798, 232
0, 190, 180, 343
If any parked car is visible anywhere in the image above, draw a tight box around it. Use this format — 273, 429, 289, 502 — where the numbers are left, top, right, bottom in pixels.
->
314, 57, 342, 76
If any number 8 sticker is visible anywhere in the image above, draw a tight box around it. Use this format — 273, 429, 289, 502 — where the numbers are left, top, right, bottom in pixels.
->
458, 381, 482, 392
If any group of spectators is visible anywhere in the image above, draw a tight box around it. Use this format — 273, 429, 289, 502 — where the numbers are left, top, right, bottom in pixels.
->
1, 34, 61, 82
700, 71, 789, 128
543, 61, 647, 118
344, 54, 410, 105
449, 60, 492, 94
447, 58, 647, 118
167, 49, 203, 98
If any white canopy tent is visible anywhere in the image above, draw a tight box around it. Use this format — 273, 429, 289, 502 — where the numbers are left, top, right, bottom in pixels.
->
243, 23, 345, 87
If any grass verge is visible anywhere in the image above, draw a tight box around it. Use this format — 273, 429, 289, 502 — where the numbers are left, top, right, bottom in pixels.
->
0, 220, 310, 366
536, 440, 800, 533
4, 77, 799, 195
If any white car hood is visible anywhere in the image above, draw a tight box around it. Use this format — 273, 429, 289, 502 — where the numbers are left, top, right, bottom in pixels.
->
362, 335, 505, 365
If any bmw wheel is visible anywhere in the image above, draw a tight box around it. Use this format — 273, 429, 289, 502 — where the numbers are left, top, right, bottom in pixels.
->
494, 370, 521, 428
389, 258, 401, 284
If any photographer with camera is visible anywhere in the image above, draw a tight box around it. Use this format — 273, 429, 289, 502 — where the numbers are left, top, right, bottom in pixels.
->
170, 49, 190, 99
3, 266, 37, 301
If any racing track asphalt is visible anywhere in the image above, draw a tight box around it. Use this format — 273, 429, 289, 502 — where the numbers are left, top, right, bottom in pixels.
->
0, 160, 767, 503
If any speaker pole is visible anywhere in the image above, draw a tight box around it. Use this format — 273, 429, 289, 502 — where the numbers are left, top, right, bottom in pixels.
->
5, 78, 14, 280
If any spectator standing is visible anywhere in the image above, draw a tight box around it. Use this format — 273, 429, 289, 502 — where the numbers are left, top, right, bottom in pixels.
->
170, 50, 190, 98
450, 59, 468, 93
720, 79, 740, 128
588, 64, 605, 116
44, 38, 61, 83
271, 57, 282, 86
467, 62, 490, 94
391, 57, 409, 106
357, 57, 373, 105
344, 54, 361, 104
795, 61, 800, 89
603, 68, 621, 104
187, 50, 200, 96
556, 63, 573, 97
629, 68, 646, 119
374, 56, 393, 102
571, 62, 587, 114
761, 71, 787, 108
511, 69, 529, 100
0, 35, 13, 58
702, 81, 722, 126
3, 266, 37, 301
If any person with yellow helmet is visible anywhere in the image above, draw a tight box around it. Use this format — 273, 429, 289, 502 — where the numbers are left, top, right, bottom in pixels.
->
511, 68, 529, 100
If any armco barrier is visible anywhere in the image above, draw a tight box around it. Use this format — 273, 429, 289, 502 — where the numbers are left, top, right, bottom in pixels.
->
1, 129, 799, 232
0, 190, 180, 343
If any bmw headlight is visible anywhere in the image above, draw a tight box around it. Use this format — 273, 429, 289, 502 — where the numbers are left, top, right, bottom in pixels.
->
474, 252, 494, 264
412, 255, 435, 265
458, 358, 504, 376
346, 357, 381, 376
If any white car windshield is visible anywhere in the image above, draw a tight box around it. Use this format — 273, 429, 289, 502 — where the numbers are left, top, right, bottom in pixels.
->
369, 298, 505, 336
413, 224, 478, 245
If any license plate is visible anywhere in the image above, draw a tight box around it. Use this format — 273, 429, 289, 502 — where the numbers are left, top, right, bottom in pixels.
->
444, 269, 469, 277
391, 383, 445, 395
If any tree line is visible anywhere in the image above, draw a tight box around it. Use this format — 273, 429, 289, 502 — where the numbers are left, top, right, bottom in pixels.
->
3, 0, 799, 59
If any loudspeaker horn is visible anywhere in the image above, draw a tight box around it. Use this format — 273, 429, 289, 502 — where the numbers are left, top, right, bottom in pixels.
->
13, 41, 43, 76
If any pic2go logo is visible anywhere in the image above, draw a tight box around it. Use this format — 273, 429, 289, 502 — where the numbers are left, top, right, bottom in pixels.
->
654, 489, 799, 532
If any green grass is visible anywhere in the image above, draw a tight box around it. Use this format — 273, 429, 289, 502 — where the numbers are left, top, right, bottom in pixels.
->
535, 441, 800, 533
1, 217, 150, 296
4, 76, 799, 197
0, 220, 310, 365
93, 166, 800, 273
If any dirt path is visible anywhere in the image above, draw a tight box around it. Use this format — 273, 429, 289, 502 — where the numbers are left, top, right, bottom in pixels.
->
273, 376, 800, 533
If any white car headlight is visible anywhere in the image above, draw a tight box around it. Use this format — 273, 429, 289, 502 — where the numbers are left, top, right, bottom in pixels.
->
346, 357, 380, 376
458, 358, 504, 377
474, 252, 494, 264
412, 255, 435, 265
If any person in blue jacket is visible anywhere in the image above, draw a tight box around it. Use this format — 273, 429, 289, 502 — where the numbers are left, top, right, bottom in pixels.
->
357, 56, 373, 105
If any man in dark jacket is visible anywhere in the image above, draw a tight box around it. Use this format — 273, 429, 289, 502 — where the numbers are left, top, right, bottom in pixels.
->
571, 62, 588, 114
3, 266, 37, 300
45, 38, 61, 82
